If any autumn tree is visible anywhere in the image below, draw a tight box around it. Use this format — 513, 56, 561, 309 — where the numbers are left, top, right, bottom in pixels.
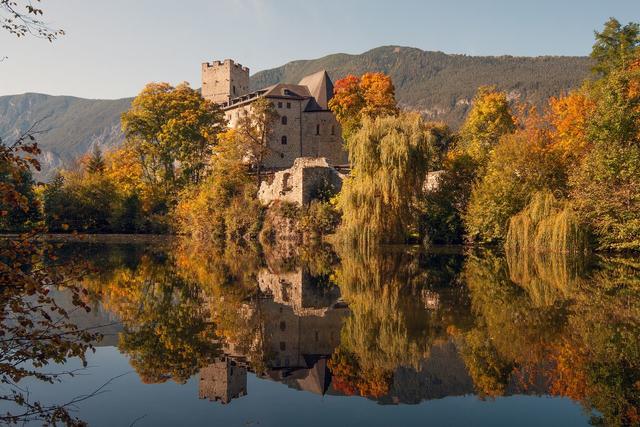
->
464, 113, 566, 244
329, 72, 399, 140
458, 86, 516, 166
569, 60, 640, 250
591, 17, 640, 76
175, 130, 263, 244
548, 90, 594, 166
121, 82, 225, 202
235, 97, 279, 183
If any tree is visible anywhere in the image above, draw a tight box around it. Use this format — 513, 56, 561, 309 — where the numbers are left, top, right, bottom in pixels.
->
121, 82, 225, 202
591, 18, 640, 76
85, 146, 105, 174
548, 90, 595, 166
329, 72, 398, 140
0, 158, 40, 232
569, 58, 640, 250
175, 130, 263, 245
464, 114, 566, 244
337, 113, 431, 245
458, 86, 516, 166
235, 97, 279, 183
419, 153, 478, 245
0, 0, 64, 41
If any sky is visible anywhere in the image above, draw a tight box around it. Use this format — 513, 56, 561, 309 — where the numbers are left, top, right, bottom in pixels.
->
1, 0, 638, 99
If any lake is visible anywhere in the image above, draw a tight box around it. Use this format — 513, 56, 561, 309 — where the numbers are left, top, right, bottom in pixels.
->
8, 238, 640, 426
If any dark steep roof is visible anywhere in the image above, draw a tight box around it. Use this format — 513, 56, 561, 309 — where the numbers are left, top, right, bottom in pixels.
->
298, 70, 333, 110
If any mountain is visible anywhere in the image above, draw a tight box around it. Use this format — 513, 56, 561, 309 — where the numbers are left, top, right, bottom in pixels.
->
0, 93, 132, 178
251, 46, 591, 124
0, 46, 592, 180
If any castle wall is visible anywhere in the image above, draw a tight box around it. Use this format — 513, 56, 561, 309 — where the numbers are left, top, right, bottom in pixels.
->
301, 111, 349, 165
202, 59, 250, 104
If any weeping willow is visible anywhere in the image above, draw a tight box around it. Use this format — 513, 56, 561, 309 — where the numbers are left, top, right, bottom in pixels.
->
337, 114, 431, 246
505, 191, 589, 255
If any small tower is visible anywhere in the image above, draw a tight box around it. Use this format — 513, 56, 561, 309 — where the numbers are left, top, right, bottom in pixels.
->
199, 357, 247, 404
201, 59, 250, 105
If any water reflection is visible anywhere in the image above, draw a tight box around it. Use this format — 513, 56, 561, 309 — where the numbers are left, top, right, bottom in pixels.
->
47, 239, 640, 426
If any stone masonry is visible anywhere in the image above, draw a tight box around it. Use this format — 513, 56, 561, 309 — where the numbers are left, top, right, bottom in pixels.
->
257, 157, 343, 206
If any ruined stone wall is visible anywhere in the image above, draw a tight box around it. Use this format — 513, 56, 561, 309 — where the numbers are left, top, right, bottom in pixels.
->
258, 157, 343, 206
202, 59, 250, 104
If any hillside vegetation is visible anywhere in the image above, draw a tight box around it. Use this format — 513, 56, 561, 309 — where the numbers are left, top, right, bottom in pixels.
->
1, 46, 591, 179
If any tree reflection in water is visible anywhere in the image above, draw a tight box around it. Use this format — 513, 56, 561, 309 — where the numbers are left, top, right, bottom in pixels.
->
55, 239, 640, 426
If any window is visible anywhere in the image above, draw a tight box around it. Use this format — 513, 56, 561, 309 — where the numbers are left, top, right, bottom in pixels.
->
277, 101, 282, 108
316, 124, 320, 135
280, 342, 286, 351
233, 85, 236, 95
286, 102, 291, 109
331, 125, 335, 135
281, 116, 287, 125
315, 331, 319, 342
281, 135, 287, 145
279, 321, 286, 331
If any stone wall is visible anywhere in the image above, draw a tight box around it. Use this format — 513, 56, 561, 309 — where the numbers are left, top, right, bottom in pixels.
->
258, 157, 343, 206
301, 110, 348, 165
199, 357, 247, 404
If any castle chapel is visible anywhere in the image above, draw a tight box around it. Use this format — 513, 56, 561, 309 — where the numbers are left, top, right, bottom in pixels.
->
201, 59, 348, 169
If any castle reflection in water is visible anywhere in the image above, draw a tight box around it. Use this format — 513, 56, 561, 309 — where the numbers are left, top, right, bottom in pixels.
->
200, 267, 349, 404
62, 239, 640, 426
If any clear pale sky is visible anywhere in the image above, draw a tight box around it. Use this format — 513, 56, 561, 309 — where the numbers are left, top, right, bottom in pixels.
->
1, 0, 638, 99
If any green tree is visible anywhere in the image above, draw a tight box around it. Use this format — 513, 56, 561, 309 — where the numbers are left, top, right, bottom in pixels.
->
86, 146, 105, 174
419, 154, 478, 245
337, 113, 431, 245
591, 17, 640, 76
0, 159, 40, 232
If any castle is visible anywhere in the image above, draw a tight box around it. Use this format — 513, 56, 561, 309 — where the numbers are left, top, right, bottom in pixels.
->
201, 59, 348, 169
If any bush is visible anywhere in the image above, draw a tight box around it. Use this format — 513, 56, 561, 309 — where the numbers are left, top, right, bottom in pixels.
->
300, 200, 341, 239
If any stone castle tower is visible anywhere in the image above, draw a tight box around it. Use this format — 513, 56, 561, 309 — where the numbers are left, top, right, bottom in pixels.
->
201, 59, 250, 104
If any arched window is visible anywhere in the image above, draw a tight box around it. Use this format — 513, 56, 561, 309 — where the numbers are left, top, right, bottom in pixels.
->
316, 124, 320, 135
281, 135, 287, 145
281, 116, 287, 125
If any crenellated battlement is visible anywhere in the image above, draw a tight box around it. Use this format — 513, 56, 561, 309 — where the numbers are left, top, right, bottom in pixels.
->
202, 59, 250, 73
201, 58, 250, 104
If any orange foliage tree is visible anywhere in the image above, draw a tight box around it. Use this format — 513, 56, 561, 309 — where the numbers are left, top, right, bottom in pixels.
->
329, 72, 398, 139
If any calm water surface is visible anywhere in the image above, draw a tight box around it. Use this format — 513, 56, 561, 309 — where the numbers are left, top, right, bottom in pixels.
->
12, 239, 640, 426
